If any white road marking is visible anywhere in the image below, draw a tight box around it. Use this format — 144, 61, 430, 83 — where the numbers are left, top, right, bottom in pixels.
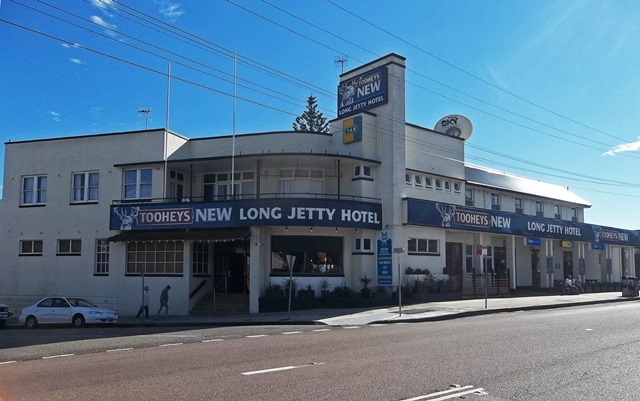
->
246, 334, 268, 338
312, 328, 331, 332
159, 343, 183, 347
106, 348, 134, 352
370, 323, 387, 327
282, 331, 302, 335
202, 339, 224, 342
585, 328, 594, 331
0, 361, 17, 365
401, 385, 484, 401
241, 362, 325, 376
343, 326, 361, 329
43, 354, 74, 359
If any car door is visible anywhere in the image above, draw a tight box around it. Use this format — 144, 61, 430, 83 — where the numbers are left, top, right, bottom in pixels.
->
50, 298, 73, 324
35, 298, 55, 323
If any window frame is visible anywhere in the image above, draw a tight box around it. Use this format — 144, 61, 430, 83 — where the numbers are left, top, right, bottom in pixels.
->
20, 239, 43, 256
491, 193, 501, 211
536, 201, 544, 217
57, 239, 82, 256
465, 189, 474, 206
95, 239, 110, 275
354, 236, 373, 253
71, 171, 99, 203
354, 165, 372, 180
21, 175, 47, 206
126, 240, 184, 276
123, 168, 152, 200
407, 237, 440, 255
515, 197, 523, 214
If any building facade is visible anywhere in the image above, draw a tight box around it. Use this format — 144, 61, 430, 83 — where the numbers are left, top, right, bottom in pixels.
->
1, 53, 638, 315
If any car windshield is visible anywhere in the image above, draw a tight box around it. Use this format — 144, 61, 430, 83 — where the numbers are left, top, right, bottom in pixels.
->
67, 298, 97, 308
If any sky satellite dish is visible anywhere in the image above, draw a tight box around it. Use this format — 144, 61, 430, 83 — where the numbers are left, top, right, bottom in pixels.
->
434, 114, 473, 140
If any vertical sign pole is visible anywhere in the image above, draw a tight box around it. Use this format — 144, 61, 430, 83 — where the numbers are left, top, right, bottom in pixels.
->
393, 247, 405, 316
286, 254, 296, 320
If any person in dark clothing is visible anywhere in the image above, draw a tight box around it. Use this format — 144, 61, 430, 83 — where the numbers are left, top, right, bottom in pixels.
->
156, 285, 171, 319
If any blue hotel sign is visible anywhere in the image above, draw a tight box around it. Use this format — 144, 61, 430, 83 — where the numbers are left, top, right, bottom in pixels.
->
406, 199, 640, 246
337, 66, 388, 119
377, 230, 393, 286
111, 198, 382, 231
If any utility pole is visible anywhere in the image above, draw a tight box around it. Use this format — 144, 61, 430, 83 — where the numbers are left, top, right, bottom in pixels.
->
138, 108, 151, 129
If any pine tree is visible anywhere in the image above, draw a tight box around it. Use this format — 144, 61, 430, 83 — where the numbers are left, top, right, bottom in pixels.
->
292, 95, 329, 133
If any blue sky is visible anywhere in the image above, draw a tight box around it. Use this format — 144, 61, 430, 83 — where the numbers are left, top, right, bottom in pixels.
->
1, 0, 639, 230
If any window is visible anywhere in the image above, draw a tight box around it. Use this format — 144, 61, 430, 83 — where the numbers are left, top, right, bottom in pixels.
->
124, 169, 152, 199
435, 179, 442, 191
168, 170, 184, 202
465, 244, 474, 273
20, 240, 43, 256
453, 182, 461, 194
536, 201, 544, 217
491, 193, 501, 211
22, 175, 47, 205
95, 239, 109, 275
192, 241, 210, 275
405, 173, 412, 186
57, 239, 81, 255
72, 172, 99, 203
444, 181, 451, 192
414, 175, 423, 188
515, 197, 523, 214
554, 205, 561, 219
354, 165, 372, 179
126, 241, 184, 275
278, 168, 323, 198
425, 177, 433, 190
465, 189, 474, 206
204, 171, 255, 201
354, 237, 373, 252
271, 236, 343, 275
571, 208, 578, 222
407, 237, 439, 255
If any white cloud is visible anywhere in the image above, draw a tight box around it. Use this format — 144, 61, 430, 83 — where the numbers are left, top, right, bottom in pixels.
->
48, 111, 62, 122
156, 1, 184, 21
603, 138, 640, 156
70, 58, 84, 64
90, 0, 115, 18
91, 15, 117, 31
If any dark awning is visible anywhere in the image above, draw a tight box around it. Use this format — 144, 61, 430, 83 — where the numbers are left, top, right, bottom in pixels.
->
108, 228, 251, 242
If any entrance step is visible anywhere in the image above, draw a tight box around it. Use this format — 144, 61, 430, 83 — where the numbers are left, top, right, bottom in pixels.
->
191, 292, 249, 315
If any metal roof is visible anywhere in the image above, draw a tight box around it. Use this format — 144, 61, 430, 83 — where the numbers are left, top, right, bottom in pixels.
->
465, 164, 591, 207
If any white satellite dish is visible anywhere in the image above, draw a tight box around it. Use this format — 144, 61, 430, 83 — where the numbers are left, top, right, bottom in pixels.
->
434, 114, 473, 140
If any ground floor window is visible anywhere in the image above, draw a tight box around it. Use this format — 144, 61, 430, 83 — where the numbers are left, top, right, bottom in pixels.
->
95, 239, 109, 275
192, 241, 210, 275
271, 235, 343, 275
126, 241, 184, 275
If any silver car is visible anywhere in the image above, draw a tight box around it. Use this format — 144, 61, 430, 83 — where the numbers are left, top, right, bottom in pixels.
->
19, 297, 118, 328
0, 303, 13, 328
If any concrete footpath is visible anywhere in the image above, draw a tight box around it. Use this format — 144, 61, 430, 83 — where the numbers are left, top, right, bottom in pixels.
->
5, 292, 638, 329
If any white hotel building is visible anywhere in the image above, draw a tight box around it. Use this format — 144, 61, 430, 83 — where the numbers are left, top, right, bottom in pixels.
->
1, 54, 638, 315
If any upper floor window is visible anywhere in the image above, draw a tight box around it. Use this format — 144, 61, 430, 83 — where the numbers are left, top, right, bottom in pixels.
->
72, 171, 99, 203
444, 181, 451, 192
22, 175, 47, 205
425, 177, 433, 190
570, 208, 578, 222
405, 173, 412, 186
434, 179, 442, 191
453, 182, 461, 194
278, 168, 323, 198
124, 168, 152, 199
515, 197, 523, 214
465, 189, 474, 206
491, 193, 501, 211
535, 201, 544, 217
204, 171, 255, 201
20, 239, 43, 256
354, 165, 372, 179
414, 175, 423, 188
58, 239, 81, 256
554, 205, 561, 219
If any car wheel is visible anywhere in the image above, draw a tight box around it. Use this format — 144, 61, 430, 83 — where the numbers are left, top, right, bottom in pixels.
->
25, 316, 38, 329
72, 314, 85, 328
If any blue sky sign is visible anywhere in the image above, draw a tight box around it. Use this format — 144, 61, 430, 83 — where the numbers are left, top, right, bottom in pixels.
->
407, 198, 640, 246
110, 198, 382, 231
377, 229, 393, 286
337, 66, 388, 119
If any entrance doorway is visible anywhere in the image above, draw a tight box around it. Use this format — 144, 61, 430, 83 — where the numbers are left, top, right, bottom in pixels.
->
445, 242, 463, 291
531, 249, 540, 288
563, 251, 573, 279
214, 240, 248, 293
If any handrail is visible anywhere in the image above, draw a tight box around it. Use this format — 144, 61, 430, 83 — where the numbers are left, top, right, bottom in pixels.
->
111, 192, 381, 205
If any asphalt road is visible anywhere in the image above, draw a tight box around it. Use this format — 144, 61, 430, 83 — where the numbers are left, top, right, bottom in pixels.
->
2, 302, 640, 400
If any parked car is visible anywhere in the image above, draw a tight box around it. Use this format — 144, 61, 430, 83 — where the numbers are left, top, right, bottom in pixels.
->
19, 297, 118, 328
0, 303, 13, 327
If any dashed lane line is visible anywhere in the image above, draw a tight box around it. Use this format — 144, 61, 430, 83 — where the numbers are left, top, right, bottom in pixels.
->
106, 348, 134, 352
202, 339, 224, 343
42, 354, 74, 359
246, 334, 268, 338
282, 331, 302, 335
159, 343, 183, 347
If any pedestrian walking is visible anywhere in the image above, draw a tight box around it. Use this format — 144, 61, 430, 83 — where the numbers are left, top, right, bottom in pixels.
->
156, 285, 171, 319
135, 285, 150, 319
